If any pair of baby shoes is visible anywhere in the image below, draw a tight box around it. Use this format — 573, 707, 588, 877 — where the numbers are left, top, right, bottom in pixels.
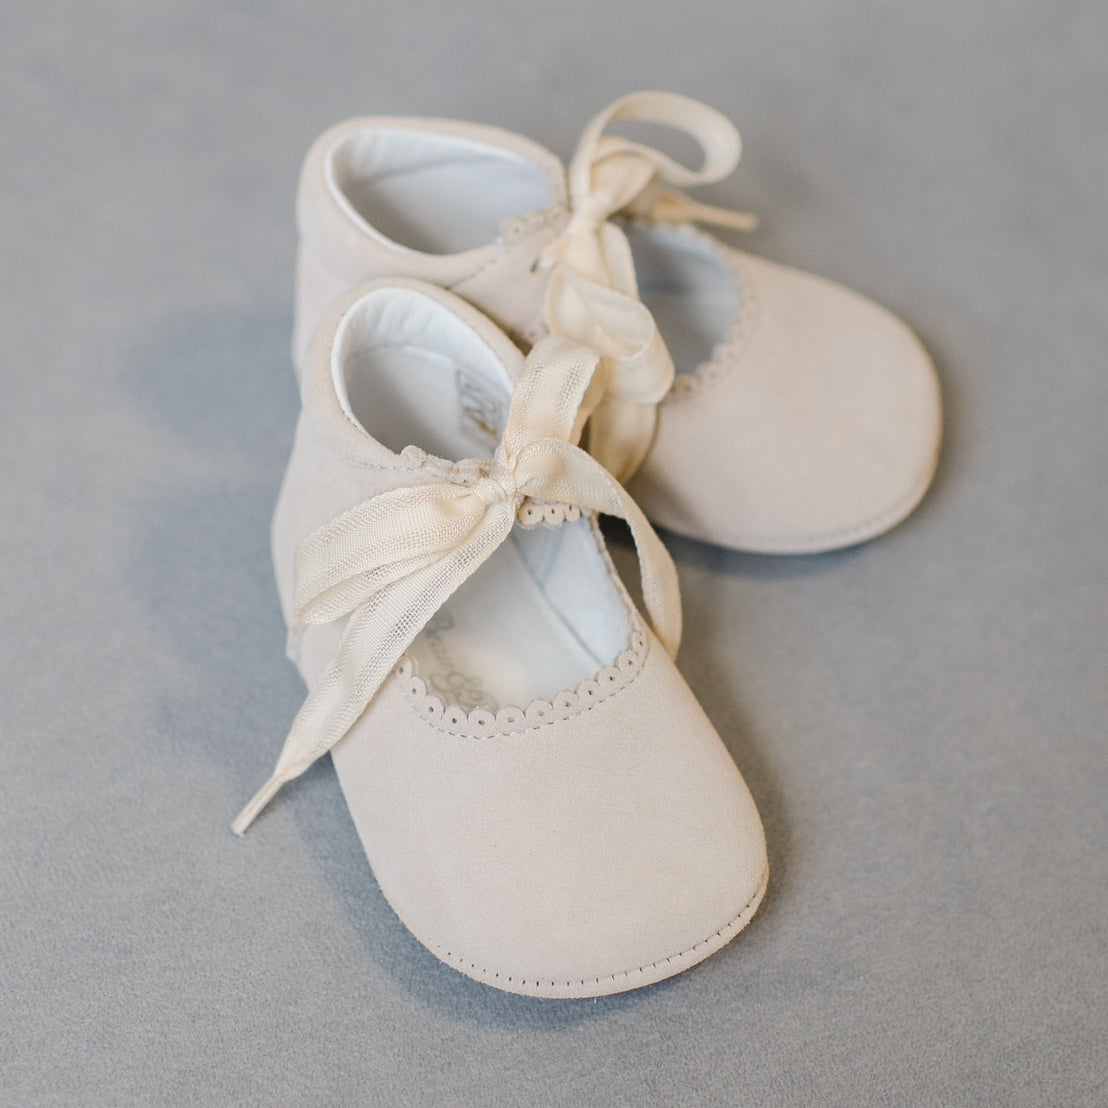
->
234, 92, 941, 999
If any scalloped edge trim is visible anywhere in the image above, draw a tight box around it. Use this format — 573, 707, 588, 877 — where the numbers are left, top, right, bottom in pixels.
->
394, 627, 648, 737
396, 450, 589, 532
429, 862, 769, 999
515, 499, 584, 529
659, 227, 762, 404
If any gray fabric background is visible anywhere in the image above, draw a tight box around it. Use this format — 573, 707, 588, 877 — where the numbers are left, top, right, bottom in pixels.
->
2, 1, 1105, 1104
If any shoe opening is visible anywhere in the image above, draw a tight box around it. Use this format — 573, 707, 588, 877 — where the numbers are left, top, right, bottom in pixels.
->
328, 127, 554, 255
332, 286, 633, 712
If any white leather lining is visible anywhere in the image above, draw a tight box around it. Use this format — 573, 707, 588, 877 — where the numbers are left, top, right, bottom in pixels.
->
328, 128, 553, 254
331, 287, 631, 712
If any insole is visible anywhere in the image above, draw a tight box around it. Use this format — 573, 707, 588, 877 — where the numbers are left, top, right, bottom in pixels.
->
340, 150, 553, 255
345, 345, 505, 460
339, 301, 632, 712
407, 528, 610, 712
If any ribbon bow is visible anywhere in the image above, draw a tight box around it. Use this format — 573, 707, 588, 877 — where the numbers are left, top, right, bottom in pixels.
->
542, 91, 758, 483
232, 336, 681, 834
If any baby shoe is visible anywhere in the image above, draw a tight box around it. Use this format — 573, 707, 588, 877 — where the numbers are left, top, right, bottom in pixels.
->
235, 278, 768, 998
292, 91, 941, 554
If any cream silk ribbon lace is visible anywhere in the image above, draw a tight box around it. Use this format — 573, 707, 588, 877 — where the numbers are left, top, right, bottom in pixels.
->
542, 91, 758, 483
233, 336, 681, 834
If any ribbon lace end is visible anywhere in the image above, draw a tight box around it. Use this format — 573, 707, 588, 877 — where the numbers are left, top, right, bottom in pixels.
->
721, 210, 760, 232
648, 189, 759, 234
231, 772, 289, 836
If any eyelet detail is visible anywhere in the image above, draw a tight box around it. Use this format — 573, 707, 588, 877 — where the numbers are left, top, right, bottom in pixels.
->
576, 679, 601, 701
396, 626, 649, 735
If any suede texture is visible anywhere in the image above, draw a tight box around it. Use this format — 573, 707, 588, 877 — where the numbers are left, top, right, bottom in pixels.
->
292, 111, 942, 554
293, 116, 568, 364
328, 631, 767, 997
272, 279, 767, 997
7, 1, 1106, 1101
629, 240, 943, 551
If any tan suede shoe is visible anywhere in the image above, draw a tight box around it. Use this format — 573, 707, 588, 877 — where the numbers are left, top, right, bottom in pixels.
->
292, 92, 941, 553
237, 279, 768, 998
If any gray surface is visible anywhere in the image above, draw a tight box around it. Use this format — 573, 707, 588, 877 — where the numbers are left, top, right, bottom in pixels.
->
2, 1, 1106, 1104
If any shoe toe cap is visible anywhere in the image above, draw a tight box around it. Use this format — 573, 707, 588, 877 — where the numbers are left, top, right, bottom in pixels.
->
635, 250, 942, 553
332, 634, 768, 997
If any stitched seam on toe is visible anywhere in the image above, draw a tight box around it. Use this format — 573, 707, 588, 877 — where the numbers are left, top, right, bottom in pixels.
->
431, 862, 768, 992
702, 449, 939, 551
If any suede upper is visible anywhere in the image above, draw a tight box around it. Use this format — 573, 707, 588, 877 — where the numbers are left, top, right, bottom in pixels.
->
291, 102, 942, 554
267, 280, 768, 997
